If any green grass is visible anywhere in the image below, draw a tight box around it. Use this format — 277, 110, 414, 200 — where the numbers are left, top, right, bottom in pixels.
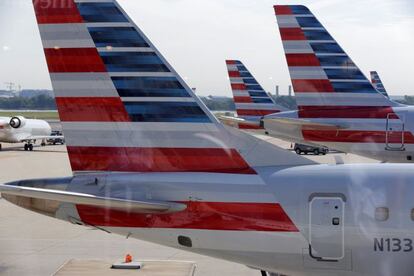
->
0, 111, 59, 120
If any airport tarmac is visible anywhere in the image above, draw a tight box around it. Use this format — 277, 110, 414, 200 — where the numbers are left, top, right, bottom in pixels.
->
0, 139, 378, 276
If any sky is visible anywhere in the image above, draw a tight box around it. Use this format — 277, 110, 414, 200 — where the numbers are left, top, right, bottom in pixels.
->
0, 0, 413, 96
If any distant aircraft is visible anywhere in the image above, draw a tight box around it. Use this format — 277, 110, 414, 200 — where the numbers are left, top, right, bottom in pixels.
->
370, 71, 389, 98
222, 60, 288, 129
263, 5, 414, 163
0, 116, 57, 151
3, 2, 414, 276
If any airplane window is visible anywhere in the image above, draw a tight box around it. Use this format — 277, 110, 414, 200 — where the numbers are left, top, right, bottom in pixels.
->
375, 207, 389, 221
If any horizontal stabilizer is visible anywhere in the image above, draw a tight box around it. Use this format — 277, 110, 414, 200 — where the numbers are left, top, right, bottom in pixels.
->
0, 185, 186, 213
218, 115, 261, 127
263, 117, 347, 130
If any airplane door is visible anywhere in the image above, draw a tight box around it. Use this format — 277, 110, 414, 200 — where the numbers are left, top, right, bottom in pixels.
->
309, 196, 345, 261
386, 113, 405, 150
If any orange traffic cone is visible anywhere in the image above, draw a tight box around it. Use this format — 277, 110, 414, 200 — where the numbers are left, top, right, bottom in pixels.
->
125, 254, 133, 263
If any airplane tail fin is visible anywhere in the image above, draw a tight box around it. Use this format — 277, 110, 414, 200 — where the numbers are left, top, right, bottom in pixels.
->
31, 0, 313, 174
226, 60, 287, 129
274, 5, 397, 119
370, 71, 389, 98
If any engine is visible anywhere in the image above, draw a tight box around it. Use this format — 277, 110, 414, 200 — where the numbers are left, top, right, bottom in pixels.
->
9, 116, 27, 129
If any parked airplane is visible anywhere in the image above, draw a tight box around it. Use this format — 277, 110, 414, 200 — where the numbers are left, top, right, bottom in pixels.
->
2, 2, 414, 276
222, 60, 288, 129
0, 116, 56, 151
371, 71, 389, 98
263, 5, 414, 163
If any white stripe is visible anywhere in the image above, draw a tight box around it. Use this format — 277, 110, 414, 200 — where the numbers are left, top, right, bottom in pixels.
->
226, 64, 238, 71
121, 97, 195, 102
229, 78, 244, 84
282, 41, 313, 54
39, 23, 95, 49
295, 92, 394, 106
232, 91, 250, 97
275, 15, 300, 28
289, 66, 328, 79
98, 47, 154, 52
236, 103, 279, 110
50, 73, 118, 97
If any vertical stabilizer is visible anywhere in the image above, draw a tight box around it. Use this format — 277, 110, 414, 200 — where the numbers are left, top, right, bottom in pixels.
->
30, 0, 314, 174
274, 5, 396, 119
226, 60, 287, 129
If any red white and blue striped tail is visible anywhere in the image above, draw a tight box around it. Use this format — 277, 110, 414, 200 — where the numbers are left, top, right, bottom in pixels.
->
31, 0, 313, 174
226, 60, 288, 129
370, 71, 389, 98
274, 5, 397, 119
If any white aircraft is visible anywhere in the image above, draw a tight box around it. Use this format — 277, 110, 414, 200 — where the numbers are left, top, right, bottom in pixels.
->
2, 2, 414, 276
0, 116, 55, 151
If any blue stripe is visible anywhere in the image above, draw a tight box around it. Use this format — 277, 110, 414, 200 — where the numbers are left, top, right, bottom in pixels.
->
245, 84, 262, 91
252, 98, 273, 103
99, 52, 170, 72
237, 66, 248, 71
243, 79, 260, 85
240, 72, 253, 78
324, 68, 366, 80
318, 56, 355, 67
88, 27, 149, 48
112, 77, 190, 97
249, 91, 268, 97
331, 82, 377, 93
124, 102, 210, 123
303, 30, 333, 41
311, 43, 344, 54
77, 3, 128, 23
296, 17, 322, 28
290, 6, 311, 15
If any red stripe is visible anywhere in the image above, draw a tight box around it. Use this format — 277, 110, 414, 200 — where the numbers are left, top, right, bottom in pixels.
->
292, 79, 334, 93
228, 71, 241, 78
76, 202, 298, 232
239, 124, 263, 130
303, 130, 414, 144
237, 109, 279, 116
67, 147, 257, 174
56, 97, 131, 122
274, 5, 293, 15
231, 83, 247, 90
279, 28, 306, 41
33, 0, 83, 24
298, 106, 398, 119
226, 60, 237, 65
286, 54, 321, 66
234, 97, 253, 103
44, 48, 107, 73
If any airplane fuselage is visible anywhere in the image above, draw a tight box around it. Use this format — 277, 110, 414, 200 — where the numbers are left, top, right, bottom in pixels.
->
264, 106, 414, 163
4, 164, 414, 276
0, 117, 51, 143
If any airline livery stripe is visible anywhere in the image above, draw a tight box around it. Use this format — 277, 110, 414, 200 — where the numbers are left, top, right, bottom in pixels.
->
298, 106, 399, 119
237, 110, 279, 116
302, 130, 414, 144
76, 202, 298, 231
275, 6, 293, 15
231, 83, 247, 90
286, 53, 320, 66
44, 48, 107, 73
33, 0, 83, 24
279, 28, 306, 40
56, 97, 131, 122
67, 147, 257, 174
228, 71, 241, 78
292, 79, 334, 92
239, 124, 263, 130
234, 97, 253, 103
